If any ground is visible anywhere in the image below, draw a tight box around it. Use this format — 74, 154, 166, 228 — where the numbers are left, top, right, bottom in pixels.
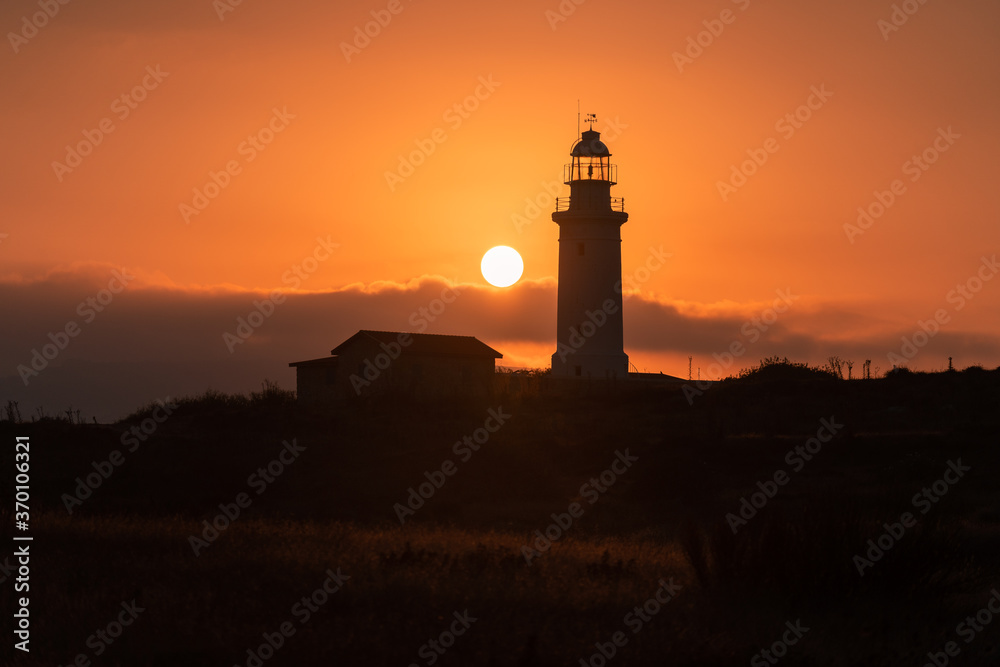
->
1, 365, 999, 666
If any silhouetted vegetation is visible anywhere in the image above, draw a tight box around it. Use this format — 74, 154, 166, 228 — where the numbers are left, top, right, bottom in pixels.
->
731, 355, 838, 382
2, 362, 1000, 665
123, 378, 296, 422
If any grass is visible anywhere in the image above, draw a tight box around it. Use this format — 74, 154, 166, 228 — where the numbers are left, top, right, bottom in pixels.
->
5, 507, 993, 666
9, 513, 692, 666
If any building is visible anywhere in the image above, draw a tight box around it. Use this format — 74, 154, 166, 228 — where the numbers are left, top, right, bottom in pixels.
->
551, 116, 629, 378
289, 330, 503, 403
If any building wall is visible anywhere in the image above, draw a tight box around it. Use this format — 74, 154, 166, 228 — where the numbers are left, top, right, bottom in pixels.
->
390, 355, 496, 398
298, 338, 497, 402
294, 361, 339, 406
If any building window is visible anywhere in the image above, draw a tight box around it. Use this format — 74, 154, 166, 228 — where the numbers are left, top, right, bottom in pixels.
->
577, 242, 585, 256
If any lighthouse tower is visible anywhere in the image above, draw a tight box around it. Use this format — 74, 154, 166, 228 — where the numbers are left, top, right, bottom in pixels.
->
551, 115, 629, 378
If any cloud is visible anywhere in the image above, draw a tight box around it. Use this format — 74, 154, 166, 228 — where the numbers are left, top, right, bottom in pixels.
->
1, 265, 997, 421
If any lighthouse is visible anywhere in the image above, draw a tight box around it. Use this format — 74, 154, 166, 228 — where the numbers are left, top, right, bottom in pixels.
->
551, 115, 629, 378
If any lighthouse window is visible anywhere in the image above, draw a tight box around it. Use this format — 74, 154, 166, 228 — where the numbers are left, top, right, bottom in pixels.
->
577, 242, 585, 256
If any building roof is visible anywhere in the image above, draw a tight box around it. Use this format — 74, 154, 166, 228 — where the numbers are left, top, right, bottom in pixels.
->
331, 330, 502, 359
288, 356, 339, 368
571, 129, 611, 157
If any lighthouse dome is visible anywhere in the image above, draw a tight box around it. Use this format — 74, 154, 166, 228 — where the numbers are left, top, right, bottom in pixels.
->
571, 129, 610, 158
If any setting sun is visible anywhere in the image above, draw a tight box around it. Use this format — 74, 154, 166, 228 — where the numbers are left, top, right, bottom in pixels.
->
481, 246, 524, 288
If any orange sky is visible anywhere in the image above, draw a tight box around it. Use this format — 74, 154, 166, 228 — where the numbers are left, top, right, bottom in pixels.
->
2, 0, 998, 418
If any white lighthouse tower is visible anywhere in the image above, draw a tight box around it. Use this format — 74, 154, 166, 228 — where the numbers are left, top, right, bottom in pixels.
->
551, 115, 629, 378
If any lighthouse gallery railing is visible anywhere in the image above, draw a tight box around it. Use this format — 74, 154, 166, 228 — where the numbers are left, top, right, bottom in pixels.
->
554, 197, 625, 212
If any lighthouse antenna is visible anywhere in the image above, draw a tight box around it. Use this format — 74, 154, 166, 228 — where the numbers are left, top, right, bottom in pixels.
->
577, 99, 580, 139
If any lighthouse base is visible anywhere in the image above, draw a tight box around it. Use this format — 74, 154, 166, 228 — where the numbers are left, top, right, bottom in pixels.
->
550, 352, 629, 379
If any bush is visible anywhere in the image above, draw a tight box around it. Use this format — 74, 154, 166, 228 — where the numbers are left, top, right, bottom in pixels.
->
732, 357, 837, 383
249, 378, 296, 407
119, 379, 294, 422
